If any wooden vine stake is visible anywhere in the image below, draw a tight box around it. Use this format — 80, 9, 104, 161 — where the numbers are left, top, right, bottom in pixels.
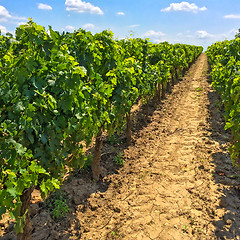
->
161, 82, 166, 99
126, 111, 132, 145
171, 69, 175, 86
175, 68, 178, 82
92, 130, 104, 181
17, 187, 34, 240
166, 80, 171, 93
157, 83, 162, 102
145, 96, 149, 124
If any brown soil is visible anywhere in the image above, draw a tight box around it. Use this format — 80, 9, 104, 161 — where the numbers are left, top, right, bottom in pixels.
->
1, 53, 240, 240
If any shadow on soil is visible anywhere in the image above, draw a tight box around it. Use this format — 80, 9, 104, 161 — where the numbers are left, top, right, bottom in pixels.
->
206, 68, 240, 240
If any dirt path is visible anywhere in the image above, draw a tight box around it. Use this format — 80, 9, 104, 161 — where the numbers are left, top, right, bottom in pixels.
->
72, 54, 240, 240
1, 54, 240, 240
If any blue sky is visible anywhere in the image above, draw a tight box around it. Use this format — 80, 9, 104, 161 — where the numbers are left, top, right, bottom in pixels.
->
0, 0, 240, 49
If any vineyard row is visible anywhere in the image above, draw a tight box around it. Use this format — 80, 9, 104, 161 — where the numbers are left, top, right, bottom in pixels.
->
0, 20, 203, 239
206, 34, 240, 169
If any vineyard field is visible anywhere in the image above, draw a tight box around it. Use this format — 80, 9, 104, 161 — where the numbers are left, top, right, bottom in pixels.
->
1, 52, 240, 239
1, 21, 240, 240
0, 21, 203, 239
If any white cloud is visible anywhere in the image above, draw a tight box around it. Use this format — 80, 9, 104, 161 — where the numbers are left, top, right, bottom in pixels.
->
176, 29, 238, 47
0, 5, 11, 22
0, 5, 26, 22
142, 30, 166, 43
12, 16, 27, 21
65, 25, 76, 31
224, 14, 240, 19
161, 2, 207, 13
129, 24, 140, 28
38, 3, 52, 10
0, 6, 11, 19
83, 23, 95, 29
0, 25, 7, 33
65, 0, 103, 15
116, 12, 125, 16
153, 39, 162, 44
186, 34, 193, 39
229, 28, 238, 35
196, 30, 213, 39
142, 30, 165, 39
17, 21, 27, 26
220, 28, 238, 39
